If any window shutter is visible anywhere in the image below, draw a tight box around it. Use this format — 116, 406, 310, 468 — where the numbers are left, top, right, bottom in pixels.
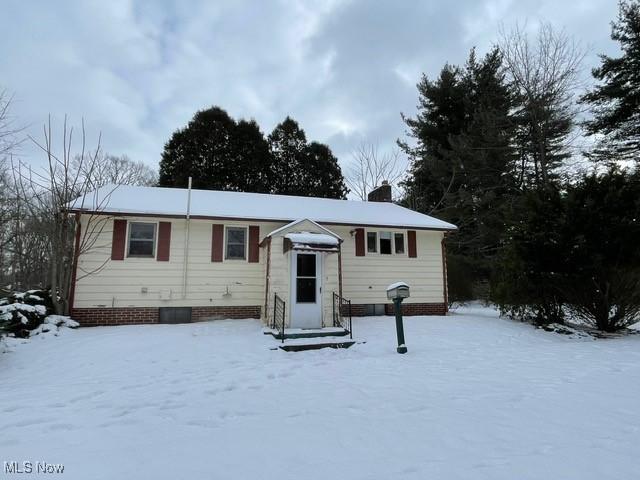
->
111, 219, 127, 260
211, 224, 224, 262
157, 221, 172, 261
248, 225, 260, 263
408, 230, 417, 258
355, 228, 365, 257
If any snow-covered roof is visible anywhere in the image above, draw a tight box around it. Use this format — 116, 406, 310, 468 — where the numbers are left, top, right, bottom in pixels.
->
68, 184, 457, 231
284, 232, 340, 246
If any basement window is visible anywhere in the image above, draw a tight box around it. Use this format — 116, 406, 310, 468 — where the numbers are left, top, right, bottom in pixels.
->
128, 222, 156, 257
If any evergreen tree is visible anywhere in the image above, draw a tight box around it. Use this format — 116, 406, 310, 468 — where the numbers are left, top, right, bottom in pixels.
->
400, 64, 467, 214
559, 168, 640, 331
230, 119, 273, 193
304, 142, 349, 199
158, 106, 273, 192
268, 117, 308, 196
269, 117, 348, 199
493, 168, 640, 331
400, 48, 516, 299
582, 1, 640, 161
491, 187, 568, 325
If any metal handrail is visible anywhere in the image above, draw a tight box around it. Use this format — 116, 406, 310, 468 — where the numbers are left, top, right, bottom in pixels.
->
273, 293, 286, 343
332, 292, 353, 339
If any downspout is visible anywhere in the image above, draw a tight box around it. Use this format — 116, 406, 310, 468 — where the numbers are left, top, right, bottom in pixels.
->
441, 232, 449, 314
182, 177, 192, 299
338, 241, 343, 298
263, 237, 271, 325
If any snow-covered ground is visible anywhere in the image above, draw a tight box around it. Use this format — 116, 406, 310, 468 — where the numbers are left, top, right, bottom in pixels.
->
2, 305, 640, 479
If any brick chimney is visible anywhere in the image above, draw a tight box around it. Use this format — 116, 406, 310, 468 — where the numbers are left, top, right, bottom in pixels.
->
367, 181, 392, 202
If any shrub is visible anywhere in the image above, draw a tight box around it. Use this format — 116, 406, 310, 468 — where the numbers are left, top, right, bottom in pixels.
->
0, 290, 54, 338
492, 168, 640, 331
0, 303, 48, 338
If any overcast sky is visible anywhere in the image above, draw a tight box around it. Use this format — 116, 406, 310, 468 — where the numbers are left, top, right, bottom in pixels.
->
3, 0, 620, 175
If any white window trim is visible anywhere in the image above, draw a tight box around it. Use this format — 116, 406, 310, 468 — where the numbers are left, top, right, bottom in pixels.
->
224, 225, 248, 261
365, 229, 407, 257
127, 221, 158, 259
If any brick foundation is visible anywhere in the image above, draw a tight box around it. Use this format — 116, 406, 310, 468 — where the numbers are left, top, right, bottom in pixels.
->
345, 302, 447, 317
72, 305, 261, 327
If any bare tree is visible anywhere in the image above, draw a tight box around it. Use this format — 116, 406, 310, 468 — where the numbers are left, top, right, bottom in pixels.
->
72, 151, 157, 188
499, 22, 586, 188
12, 116, 116, 314
0, 90, 22, 159
0, 90, 25, 289
346, 142, 406, 200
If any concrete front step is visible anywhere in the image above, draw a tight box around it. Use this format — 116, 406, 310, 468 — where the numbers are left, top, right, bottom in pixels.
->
264, 326, 351, 340
278, 337, 356, 352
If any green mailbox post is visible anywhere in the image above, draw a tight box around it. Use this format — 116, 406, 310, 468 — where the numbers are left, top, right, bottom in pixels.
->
387, 282, 410, 354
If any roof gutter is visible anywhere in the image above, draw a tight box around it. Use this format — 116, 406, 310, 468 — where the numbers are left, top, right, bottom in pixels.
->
69, 209, 458, 232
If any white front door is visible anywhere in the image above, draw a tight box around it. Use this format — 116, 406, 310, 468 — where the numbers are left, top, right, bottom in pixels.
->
290, 252, 322, 329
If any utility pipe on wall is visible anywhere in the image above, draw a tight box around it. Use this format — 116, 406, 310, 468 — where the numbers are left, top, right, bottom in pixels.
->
182, 177, 192, 299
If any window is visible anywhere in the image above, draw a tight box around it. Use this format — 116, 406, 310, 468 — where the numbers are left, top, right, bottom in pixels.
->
296, 254, 316, 303
380, 231, 392, 255
128, 222, 156, 257
225, 227, 247, 260
367, 231, 377, 253
394, 233, 405, 254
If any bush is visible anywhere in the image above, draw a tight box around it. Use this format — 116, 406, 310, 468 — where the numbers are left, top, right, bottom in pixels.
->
492, 169, 640, 331
0, 303, 48, 338
0, 290, 54, 338
558, 169, 640, 331
491, 187, 567, 325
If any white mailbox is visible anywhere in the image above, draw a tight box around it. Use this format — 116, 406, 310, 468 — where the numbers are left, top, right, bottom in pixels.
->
386, 282, 410, 300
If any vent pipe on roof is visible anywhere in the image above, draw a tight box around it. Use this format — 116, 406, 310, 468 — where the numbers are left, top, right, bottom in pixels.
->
182, 177, 192, 299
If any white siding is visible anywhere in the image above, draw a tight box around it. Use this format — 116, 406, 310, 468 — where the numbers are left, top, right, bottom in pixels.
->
332, 226, 445, 305
73, 214, 446, 321
74, 216, 285, 310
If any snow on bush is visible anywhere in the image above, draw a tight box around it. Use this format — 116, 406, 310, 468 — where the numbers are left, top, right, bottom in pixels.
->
0, 302, 48, 338
0, 289, 77, 342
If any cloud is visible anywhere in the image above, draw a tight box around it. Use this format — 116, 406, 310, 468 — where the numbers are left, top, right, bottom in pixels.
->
1, 0, 620, 178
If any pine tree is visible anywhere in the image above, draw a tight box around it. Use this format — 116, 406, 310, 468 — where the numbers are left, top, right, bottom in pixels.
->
269, 117, 348, 199
158, 106, 272, 192
582, 1, 640, 161
400, 48, 516, 299
400, 64, 467, 214
268, 117, 308, 196
304, 142, 349, 199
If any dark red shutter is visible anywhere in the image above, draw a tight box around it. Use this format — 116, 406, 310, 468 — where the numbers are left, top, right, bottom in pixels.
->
212, 224, 224, 262
355, 228, 365, 256
248, 225, 260, 263
408, 230, 417, 258
157, 221, 172, 261
111, 219, 127, 260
